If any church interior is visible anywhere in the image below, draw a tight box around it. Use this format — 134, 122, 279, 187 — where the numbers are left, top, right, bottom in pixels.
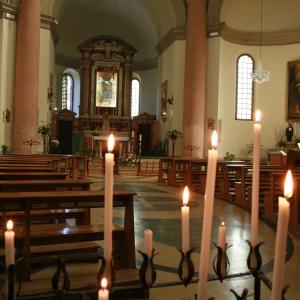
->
1, 0, 300, 299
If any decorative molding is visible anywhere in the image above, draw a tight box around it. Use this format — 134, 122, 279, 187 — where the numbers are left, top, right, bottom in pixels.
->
156, 26, 186, 54
1, 1, 17, 21
132, 57, 158, 71
220, 24, 300, 46
55, 54, 81, 69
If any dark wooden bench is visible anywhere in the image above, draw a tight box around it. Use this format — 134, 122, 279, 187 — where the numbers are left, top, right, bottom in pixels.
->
0, 166, 55, 172
0, 190, 136, 280
0, 179, 92, 192
0, 172, 68, 180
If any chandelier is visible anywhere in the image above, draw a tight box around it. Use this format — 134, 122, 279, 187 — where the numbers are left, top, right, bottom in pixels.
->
251, 0, 270, 84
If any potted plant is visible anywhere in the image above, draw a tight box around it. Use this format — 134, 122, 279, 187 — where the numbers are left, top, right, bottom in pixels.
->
38, 122, 51, 154
166, 129, 182, 157
1, 145, 8, 155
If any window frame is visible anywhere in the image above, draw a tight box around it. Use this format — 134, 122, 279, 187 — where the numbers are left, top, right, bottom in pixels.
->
131, 78, 141, 117
62, 73, 74, 111
235, 53, 255, 121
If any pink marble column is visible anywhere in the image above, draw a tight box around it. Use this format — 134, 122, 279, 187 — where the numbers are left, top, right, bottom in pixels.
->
183, 0, 206, 158
12, 0, 40, 154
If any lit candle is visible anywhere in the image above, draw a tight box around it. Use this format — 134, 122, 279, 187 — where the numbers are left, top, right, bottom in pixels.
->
181, 186, 190, 253
197, 131, 218, 300
144, 229, 153, 257
98, 278, 109, 300
218, 221, 226, 252
5, 220, 15, 266
271, 170, 292, 300
251, 110, 261, 247
104, 134, 115, 273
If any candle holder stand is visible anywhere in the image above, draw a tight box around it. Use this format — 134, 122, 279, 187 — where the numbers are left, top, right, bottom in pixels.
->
212, 243, 231, 282
230, 288, 248, 299
177, 247, 196, 286
97, 255, 116, 290
246, 240, 264, 300
138, 249, 158, 290
51, 256, 70, 296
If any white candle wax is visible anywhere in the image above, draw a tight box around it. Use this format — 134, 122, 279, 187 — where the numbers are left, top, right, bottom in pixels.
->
271, 170, 292, 300
181, 186, 190, 253
98, 278, 109, 300
144, 229, 153, 257
132, 130, 134, 138
104, 134, 114, 269
251, 110, 261, 247
139, 134, 142, 142
218, 222, 226, 251
5, 220, 15, 266
197, 131, 218, 300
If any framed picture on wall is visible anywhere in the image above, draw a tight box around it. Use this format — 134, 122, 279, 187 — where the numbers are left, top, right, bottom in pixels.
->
287, 60, 300, 121
95, 69, 118, 108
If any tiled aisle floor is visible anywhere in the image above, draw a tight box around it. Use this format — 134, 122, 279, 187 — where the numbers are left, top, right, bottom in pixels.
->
90, 172, 300, 300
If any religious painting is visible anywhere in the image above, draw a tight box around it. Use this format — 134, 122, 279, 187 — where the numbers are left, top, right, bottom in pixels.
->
287, 60, 300, 121
95, 70, 118, 108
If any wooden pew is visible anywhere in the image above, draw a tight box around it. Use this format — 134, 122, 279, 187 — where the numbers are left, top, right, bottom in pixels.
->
0, 179, 92, 192
158, 157, 174, 183
0, 166, 55, 172
0, 190, 136, 280
0, 172, 68, 180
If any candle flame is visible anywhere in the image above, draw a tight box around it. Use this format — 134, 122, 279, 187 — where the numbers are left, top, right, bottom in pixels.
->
7, 220, 13, 231
211, 130, 218, 148
255, 110, 261, 123
107, 134, 115, 152
101, 278, 108, 289
183, 186, 189, 206
284, 170, 293, 199
221, 221, 225, 226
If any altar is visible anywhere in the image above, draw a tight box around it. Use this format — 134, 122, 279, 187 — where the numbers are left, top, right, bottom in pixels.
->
85, 131, 130, 158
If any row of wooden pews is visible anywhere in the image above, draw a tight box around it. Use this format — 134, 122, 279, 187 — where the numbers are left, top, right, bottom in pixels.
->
158, 157, 300, 238
0, 154, 137, 292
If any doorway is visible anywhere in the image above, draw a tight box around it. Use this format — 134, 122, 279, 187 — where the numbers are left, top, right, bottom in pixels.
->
58, 120, 73, 154
138, 124, 151, 156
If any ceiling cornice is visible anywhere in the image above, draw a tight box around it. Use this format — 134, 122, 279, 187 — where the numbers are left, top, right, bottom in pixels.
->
156, 26, 186, 54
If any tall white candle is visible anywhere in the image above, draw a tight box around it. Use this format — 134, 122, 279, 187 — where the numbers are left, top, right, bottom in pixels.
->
197, 131, 218, 300
98, 278, 109, 300
271, 170, 292, 300
5, 220, 15, 266
218, 222, 226, 252
132, 130, 135, 138
139, 134, 142, 142
144, 229, 153, 257
251, 110, 261, 247
104, 134, 115, 270
181, 186, 190, 253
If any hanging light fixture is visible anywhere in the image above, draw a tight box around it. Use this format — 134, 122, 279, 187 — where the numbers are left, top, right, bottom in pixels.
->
251, 0, 270, 84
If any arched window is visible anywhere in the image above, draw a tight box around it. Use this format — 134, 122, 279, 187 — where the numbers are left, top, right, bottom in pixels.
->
131, 79, 140, 117
236, 54, 254, 120
61, 73, 74, 110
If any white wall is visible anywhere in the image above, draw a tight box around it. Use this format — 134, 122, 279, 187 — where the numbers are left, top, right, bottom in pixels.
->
208, 37, 300, 159
159, 40, 186, 155
138, 68, 158, 116
38, 28, 55, 152
0, 19, 16, 151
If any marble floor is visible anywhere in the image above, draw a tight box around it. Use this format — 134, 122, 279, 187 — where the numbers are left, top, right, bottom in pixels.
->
19, 165, 300, 299
88, 169, 300, 300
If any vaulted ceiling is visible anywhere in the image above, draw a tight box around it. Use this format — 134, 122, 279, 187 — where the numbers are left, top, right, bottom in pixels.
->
41, 0, 187, 62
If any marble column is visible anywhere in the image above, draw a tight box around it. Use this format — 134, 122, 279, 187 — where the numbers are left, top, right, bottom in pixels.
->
12, 0, 40, 154
183, 0, 206, 158
80, 52, 91, 116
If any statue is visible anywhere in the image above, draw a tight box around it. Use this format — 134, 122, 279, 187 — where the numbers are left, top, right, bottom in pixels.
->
286, 123, 294, 142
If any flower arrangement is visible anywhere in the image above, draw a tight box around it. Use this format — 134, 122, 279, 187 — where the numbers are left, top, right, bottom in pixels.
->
123, 152, 138, 166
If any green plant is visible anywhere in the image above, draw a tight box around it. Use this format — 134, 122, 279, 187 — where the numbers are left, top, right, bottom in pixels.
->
152, 139, 168, 157
1, 145, 8, 155
166, 129, 182, 141
37, 121, 51, 136
223, 152, 235, 161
